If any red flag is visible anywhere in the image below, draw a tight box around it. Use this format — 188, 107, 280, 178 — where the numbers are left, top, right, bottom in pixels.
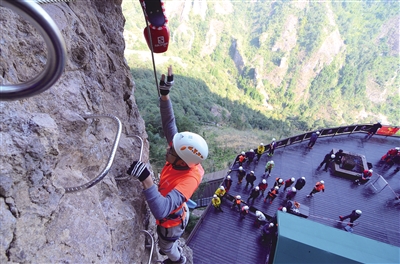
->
377, 126, 400, 136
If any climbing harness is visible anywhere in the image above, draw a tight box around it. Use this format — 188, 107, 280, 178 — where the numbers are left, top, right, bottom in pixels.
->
0, 0, 67, 101
115, 134, 144, 181
141, 230, 155, 264
64, 114, 122, 193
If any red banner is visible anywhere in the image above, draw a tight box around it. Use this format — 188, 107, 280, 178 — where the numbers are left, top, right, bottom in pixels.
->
377, 126, 400, 136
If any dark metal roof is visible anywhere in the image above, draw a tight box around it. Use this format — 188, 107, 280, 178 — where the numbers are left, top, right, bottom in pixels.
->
187, 132, 400, 264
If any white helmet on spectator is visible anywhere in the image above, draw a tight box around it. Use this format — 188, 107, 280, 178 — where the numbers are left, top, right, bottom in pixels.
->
278, 179, 283, 183
250, 149, 254, 152
395, 147, 400, 151
316, 131, 320, 135
260, 143, 264, 146
255, 211, 262, 217
291, 177, 295, 182
213, 194, 217, 198
239, 166, 243, 170
291, 187, 297, 192
331, 154, 336, 159
251, 171, 255, 174
282, 207, 287, 212
255, 186, 260, 191
269, 223, 274, 227
272, 138, 276, 141
236, 195, 241, 199
301, 177, 305, 180
369, 169, 373, 173
274, 186, 279, 190
320, 180, 325, 184
219, 186, 225, 191
262, 179, 267, 184
227, 175, 231, 179
173, 132, 208, 167
355, 210, 362, 215
241, 151, 245, 155
270, 160, 275, 164
243, 206, 249, 210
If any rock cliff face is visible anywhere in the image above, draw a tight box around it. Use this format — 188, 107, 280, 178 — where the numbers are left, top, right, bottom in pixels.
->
0, 1, 156, 263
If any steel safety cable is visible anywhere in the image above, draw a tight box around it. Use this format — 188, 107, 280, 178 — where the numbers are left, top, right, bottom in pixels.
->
140, 2, 160, 97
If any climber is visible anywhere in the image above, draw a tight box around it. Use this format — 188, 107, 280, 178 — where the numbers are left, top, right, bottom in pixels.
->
127, 66, 208, 264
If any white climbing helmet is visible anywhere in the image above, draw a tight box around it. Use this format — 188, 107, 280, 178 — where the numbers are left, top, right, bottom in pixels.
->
355, 210, 362, 215
272, 138, 276, 141
243, 206, 249, 210
278, 179, 283, 183
320, 180, 325, 184
395, 147, 400, 151
239, 166, 243, 170
282, 207, 287, 212
262, 179, 267, 184
255, 211, 262, 217
255, 186, 260, 190
227, 175, 231, 179
269, 223, 274, 227
291, 177, 295, 182
241, 151, 245, 155
301, 177, 305, 180
250, 149, 254, 152
369, 169, 373, 173
270, 160, 275, 164
236, 195, 241, 199
251, 171, 255, 174
316, 131, 320, 135
260, 143, 264, 146
291, 187, 297, 192
331, 154, 336, 159
213, 194, 217, 198
274, 186, 279, 190
173, 132, 208, 167
219, 186, 225, 191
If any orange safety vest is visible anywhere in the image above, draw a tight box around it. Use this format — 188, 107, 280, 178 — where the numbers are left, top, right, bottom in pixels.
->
156, 162, 204, 228
315, 182, 325, 192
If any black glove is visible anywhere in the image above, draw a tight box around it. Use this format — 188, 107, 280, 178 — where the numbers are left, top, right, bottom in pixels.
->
159, 74, 174, 95
127, 161, 150, 182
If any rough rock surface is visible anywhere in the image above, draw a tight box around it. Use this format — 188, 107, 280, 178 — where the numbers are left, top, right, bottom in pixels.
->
0, 1, 174, 263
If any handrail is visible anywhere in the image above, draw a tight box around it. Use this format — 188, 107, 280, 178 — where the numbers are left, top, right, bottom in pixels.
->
64, 114, 122, 193
141, 230, 154, 264
0, 0, 67, 101
115, 135, 144, 181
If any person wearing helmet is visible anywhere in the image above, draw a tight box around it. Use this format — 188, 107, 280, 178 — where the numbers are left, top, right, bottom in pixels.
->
264, 186, 279, 204
319, 152, 336, 172
381, 147, 400, 163
245, 148, 255, 165
283, 177, 296, 191
339, 209, 362, 227
307, 131, 320, 148
214, 186, 226, 201
254, 210, 267, 228
126, 66, 208, 264
365, 121, 382, 140
211, 194, 223, 213
261, 222, 277, 243
235, 151, 246, 166
354, 169, 373, 185
247, 186, 261, 204
240, 205, 250, 220
273, 177, 284, 189
334, 149, 344, 164
285, 187, 297, 200
223, 175, 233, 193
263, 160, 275, 177
237, 166, 246, 184
231, 195, 242, 211
245, 170, 257, 189
295, 177, 306, 191
258, 179, 268, 197
268, 138, 277, 157
307, 180, 325, 197
256, 143, 265, 162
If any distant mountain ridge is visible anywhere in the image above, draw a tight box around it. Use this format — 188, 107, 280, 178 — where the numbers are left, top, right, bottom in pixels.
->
123, 0, 399, 128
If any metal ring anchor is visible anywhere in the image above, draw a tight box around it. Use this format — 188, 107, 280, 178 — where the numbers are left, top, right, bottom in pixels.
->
115, 134, 144, 181
64, 114, 122, 193
0, 0, 67, 101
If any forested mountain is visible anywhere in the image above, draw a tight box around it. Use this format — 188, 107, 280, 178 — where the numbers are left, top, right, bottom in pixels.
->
122, 0, 399, 172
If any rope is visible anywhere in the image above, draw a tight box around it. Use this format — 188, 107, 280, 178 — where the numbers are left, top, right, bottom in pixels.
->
140, 1, 160, 97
